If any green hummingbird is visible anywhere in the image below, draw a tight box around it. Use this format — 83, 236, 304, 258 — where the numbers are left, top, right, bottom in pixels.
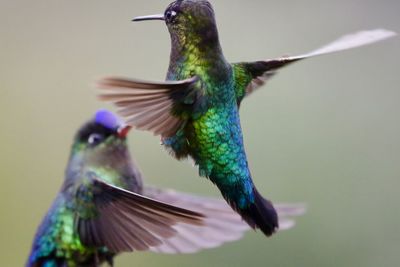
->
26, 110, 306, 267
97, 0, 396, 237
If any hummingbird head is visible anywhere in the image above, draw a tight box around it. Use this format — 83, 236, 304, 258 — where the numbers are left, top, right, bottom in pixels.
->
133, 0, 220, 51
68, 110, 133, 175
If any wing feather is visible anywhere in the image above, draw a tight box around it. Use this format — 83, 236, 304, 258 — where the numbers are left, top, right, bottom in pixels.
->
143, 187, 306, 254
75, 176, 205, 253
97, 76, 199, 137
233, 29, 396, 103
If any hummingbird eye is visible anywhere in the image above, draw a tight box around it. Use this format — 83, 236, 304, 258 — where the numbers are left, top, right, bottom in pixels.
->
87, 133, 104, 146
165, 10, 177, 22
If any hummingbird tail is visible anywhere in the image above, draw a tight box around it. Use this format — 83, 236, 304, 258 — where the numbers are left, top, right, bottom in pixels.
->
239, 188, 279, 237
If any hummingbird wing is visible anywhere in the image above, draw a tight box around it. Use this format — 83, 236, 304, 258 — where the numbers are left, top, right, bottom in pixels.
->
97, 76, 201, 137
143, 187, 306, 254
74, 175, 205, 253
232, 29, 396, 105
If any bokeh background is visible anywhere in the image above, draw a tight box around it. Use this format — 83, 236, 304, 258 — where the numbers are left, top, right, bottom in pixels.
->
1, 0, 399, 266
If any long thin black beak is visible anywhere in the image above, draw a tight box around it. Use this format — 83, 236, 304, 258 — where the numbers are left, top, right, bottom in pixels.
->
132, 14, 165, 22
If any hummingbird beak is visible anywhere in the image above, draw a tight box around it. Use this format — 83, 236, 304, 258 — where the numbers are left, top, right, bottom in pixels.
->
117, 125, 132, 138
132, 14, 165, 22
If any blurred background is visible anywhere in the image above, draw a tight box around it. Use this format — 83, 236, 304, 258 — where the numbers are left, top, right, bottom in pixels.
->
1, 0, 399, 266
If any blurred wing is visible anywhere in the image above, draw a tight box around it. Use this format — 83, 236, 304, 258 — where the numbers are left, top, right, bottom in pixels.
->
74, 176, 204, 253
232, 29, 396, 104
144, 187, 306, 254
275, 203, 307, 231
97, 76, 200, 137
143, 187, 248, 254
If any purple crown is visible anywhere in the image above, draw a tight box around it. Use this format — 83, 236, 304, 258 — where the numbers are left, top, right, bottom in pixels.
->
94, 109, 123, 130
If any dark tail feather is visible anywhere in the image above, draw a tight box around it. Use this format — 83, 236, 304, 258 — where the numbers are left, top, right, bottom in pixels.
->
239, 188, 279, 236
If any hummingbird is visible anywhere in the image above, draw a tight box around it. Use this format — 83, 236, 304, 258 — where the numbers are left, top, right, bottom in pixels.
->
97, 0, 396, 237
26, 109, 305, 266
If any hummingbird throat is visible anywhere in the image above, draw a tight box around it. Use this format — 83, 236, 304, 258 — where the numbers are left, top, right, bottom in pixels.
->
169, 24, 224, 65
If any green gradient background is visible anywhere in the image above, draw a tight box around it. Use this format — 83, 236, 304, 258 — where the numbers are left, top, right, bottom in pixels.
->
1, 1, 399, 266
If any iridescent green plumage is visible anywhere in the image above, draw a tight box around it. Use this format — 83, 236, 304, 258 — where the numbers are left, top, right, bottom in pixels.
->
98, 0, 395, 237
28, 195, 108, 267
26, 110, 209, 266
99, 0, 279, 236
31, 110, 297, 266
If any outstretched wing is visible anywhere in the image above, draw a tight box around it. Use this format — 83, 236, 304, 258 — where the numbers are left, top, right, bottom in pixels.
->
232, 29, 396, 105
144, 187, 306, 254
74, 175, 204, 253
97, 76, 203, 137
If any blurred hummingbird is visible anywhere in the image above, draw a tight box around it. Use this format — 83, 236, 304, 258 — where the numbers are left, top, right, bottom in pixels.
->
97, 0, 396, 237
26, 109, 305, 266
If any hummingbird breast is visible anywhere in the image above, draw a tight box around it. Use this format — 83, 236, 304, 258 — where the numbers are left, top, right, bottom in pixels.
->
166, 57, 255, 208
188, 100, 255, 209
